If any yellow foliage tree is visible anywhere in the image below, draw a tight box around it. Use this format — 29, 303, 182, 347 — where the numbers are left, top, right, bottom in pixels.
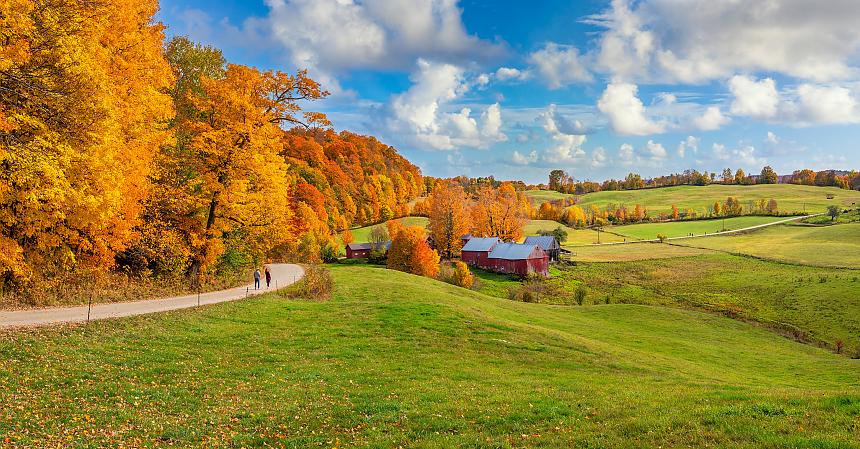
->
471, 183, 527, 241
0, 0, 173, 284
429, 183, 470, 258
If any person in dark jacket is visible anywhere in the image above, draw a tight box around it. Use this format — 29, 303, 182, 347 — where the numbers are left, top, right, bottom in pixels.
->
253, 268, 261, 290
265, 266, 272, 288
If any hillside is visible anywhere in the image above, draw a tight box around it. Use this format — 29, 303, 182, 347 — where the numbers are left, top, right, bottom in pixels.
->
1, 266, 858, 447
526, 184, 860, 215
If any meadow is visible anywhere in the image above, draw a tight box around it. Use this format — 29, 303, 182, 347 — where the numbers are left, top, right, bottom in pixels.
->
565, 242, 714, 261
607, 215, 789, 240
524, 219, 626, 244
675, 222, 860, 269
525, 184, 860, 215
2, 266, 859, 448
347, 216, 429, 242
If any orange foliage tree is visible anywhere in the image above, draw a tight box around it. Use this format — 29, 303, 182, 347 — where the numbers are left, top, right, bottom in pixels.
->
0, 0, 173, 285
471, 183, 528, 241
387, 226, 440, 278
429, 182, 470, 258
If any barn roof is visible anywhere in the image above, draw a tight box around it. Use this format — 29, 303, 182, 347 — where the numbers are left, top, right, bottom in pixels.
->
461, 237, 499, 252
488, 243, 543, 260
523, 235, 559, 250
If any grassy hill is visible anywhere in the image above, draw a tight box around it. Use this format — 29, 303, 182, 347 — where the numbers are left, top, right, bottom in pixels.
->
1, 266, 859, 447
675, 222, 860, 268
347, 216, 429, 242
525, 184, 860, 215
524, 219, 626, 245
608, 215, 788, 240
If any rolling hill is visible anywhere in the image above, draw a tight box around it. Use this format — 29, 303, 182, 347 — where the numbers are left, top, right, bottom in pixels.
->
1, 266, 858, 447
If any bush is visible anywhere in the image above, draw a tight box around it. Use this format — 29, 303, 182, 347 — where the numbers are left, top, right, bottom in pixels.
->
439, 261, 474, 289
320, 242, 340, 263
279, 265, 333, 301
507, 275, 561, 303
656, 233, 668, 243
574, 286, 587, 305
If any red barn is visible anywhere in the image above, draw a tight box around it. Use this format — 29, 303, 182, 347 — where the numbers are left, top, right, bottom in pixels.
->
460, 237, 500, 268
346, 241, 391, 259
486, 243, 549, 277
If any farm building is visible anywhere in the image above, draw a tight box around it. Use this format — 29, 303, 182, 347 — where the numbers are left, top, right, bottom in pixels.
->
460, 234, 473, 247
486, 243, 549, 277
523, 235, 561, 262
460, 237, 500, 267
346, 241, 391, 259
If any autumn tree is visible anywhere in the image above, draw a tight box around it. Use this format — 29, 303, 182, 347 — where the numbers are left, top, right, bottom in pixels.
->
792, 169, 816, 185
721, 168, 734, 184
471, 183, 527, 241
713, 201, 722, 216
671, 204, 680, 220
0, 0, 173, 285
734, 169, 746, 185
428, 182, 470, 259
341, 229, 354, 246
451, 261, 474, 289
760, 166, 778, 184
387, 226, 440, 278
633, 204, 645, 222
766, 199, 779, 215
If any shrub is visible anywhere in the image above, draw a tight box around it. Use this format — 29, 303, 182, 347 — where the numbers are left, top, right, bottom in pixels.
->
279, 265, 333, 301
574, 286, 587, 305
507, 275, 562, 303
835, 339, 845, 354
320, 241, 340, 263
656, 233, 668, 243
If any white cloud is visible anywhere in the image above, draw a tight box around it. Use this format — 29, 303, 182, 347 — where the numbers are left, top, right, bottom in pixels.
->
591, 147, 608, 168
642, 140, 667, 160
597, 82, 665, 135
527, 43, 592, 89
265, 0, 505, 86
495, 67, 529, 82
585, 0, 860, 83
677, 135, 699, 157
729, 75, 779, 119
388, 59, 507, 150
616, 140, 668, 167
713, 143, 764, 167
766, 131, 779, 144
795, 84, 860, 124
618, 143, 635, 165
693, 106, 730, 131
536, 104, 588, 164
512, 150, 539, 165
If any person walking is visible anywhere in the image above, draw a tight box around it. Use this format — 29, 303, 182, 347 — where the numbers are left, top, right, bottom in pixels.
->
264, 266, 272, 289
253, 268, 261, 290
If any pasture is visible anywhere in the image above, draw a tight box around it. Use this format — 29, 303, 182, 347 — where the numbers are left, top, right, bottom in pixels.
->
524, 219, 626, 244
527, 184, 860, 215
1, 266, 858, 448
675, 222, 860, 269
608, 215, 789, 240
348, 216, 429, 242
567, 242, 714, 261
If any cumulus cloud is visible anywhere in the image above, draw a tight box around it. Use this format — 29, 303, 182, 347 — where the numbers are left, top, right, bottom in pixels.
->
584, 0, 860, 83
534, 104, 589, 164
265, 0, 505, 86
591, 147, 608, 168
597, 82, 665, 135
766, 131, 779, 144
495, 67, 529, 82
692, 106, 730, 131
729, 75, 779, 119
388, 59, 507, 150
713, 143, 764, 166
527, 43, 592, 89
512, 150, 539, 165
795, 84, 860, 124
677, 135, 699, 157
617, 140, 668, 166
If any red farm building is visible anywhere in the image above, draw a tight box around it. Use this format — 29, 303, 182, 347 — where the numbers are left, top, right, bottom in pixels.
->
460, 237, 500, 268
486, 243, 549, 277
345, 241, 391, 259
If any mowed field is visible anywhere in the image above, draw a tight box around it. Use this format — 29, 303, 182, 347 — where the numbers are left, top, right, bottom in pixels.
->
675, 222, 860, 269
568, 242, 714, 261
524, 219, 626, 245
525, 184, 860, 215
608, 215, 789, 240
348, 216, 429, 242
2, 266, 859, 448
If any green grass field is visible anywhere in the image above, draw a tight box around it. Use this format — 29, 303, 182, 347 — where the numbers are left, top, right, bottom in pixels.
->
1, 266, 859, 448
522, 189, 573, 203
569, 242, 714, 262
675, 222, 860, 269
608, 215, 789, 240
347, 216, 429, 242
526, 184, 860, 215
524, 219, 626, 245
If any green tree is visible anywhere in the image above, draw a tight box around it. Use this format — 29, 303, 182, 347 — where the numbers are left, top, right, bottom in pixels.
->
760, 166, 778, 184
827, 205, 841, 221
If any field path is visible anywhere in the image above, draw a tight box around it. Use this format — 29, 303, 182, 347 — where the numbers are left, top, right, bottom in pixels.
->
0, 263, 304, 329
569, 214, 822, 247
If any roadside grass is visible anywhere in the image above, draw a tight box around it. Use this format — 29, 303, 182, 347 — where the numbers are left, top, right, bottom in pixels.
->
1, 265, 859, 448
524, 219, 626, 245
566, 242, 714, 262
675, 222, 860, 269
803, 209, 860, 225
346, 216, 429, 242
607, 215, 789, 240
526, 184, 860, 215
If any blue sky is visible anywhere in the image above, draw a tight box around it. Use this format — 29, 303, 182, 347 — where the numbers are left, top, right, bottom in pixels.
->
158, 0, 860, 184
